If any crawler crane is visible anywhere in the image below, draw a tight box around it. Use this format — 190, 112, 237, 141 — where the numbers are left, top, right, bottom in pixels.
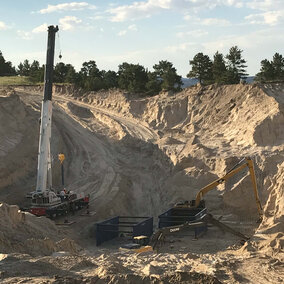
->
27, 25, 89, 217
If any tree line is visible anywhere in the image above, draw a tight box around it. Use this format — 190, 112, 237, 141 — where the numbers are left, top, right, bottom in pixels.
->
188, 46, 284, 85
188, 46, 248, 85
1, 47, 284, 95
255, 53, 284, 82
0, 51, 182, 95
0, 51, 16, 76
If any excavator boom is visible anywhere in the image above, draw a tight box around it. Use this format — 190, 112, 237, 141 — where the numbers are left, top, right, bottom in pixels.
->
194, 157, 263, 218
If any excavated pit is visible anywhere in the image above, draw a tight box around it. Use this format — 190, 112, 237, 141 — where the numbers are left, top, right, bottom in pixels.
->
0, 83, 283, 283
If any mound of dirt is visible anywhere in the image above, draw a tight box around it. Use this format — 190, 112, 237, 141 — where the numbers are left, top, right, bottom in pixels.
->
0, 203, 80, 256
0, 90, 39, 205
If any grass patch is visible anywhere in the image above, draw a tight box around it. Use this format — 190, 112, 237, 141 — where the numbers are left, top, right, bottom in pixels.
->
0, 76, 34, 86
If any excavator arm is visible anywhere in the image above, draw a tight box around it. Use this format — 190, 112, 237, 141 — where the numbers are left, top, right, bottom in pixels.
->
194, 157, 263, 218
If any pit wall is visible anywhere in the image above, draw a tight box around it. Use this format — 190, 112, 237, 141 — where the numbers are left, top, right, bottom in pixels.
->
16, 83, 284, 149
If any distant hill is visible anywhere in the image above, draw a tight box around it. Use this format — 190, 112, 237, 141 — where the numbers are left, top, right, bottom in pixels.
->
245, 76, 255, 84
181, 78, 199, 88
182, 76, 255, 88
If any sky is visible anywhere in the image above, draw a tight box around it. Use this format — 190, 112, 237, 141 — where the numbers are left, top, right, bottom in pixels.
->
0, 0, 283, 77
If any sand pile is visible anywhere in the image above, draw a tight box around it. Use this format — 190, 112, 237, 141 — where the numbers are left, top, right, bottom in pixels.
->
0, 90, 39, 205
0, 252, 222, 283
0, 203, 80, 256
1, 247, 281, 283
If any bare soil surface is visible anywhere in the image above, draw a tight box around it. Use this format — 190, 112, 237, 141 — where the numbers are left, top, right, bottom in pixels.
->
0, 83, 283, 283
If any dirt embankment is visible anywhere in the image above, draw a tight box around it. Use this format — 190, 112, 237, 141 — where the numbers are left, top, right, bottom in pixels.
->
0, 203, 80, 256
3, 84, 284, 233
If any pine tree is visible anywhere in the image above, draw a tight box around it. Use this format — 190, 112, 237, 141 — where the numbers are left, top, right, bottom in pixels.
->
212, 51, 227, 84
187, 52, 213, 85
22, 59, 31, 76
272, 53, 284, 80
225, 46, 248, 84
255, 59, 275, 82
79, 60, 104, 91
145, 71, 162, 96
0, 51, 16, 76
29, 60, 43, 83
101, 70, 118, 89
118, 62, 148, 93
153, 60, 182, 91
255, 53, 284, 82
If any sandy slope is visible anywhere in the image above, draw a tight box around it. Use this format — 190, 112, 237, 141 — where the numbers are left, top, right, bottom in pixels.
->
0, 83, 283, 283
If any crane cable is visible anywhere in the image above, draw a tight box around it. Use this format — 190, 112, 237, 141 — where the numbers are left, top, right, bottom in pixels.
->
56, 31, 62, 62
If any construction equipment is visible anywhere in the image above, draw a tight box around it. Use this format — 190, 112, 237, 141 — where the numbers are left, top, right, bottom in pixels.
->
175, 157, 263, 219
120, 222, 202, 253
27, 25, 89, 217
129, 213, 249, 253
149, 219, 207, 251
99, 157, 261, 252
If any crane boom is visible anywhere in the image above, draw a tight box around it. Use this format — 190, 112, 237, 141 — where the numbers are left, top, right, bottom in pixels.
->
36, 25, 58, 193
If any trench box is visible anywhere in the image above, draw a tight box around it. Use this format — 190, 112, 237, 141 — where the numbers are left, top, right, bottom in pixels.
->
158, 207, 207, 237
96, 216, 153, 246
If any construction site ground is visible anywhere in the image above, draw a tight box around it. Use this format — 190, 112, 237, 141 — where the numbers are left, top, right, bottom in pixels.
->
0, 83, 283, 283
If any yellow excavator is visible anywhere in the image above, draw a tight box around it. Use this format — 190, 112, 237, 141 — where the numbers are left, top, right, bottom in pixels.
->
175, 157, 263, 219
123, 157, 263, 253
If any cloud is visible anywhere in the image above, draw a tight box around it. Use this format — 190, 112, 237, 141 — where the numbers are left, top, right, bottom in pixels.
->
245, 0, 284, 26
17, 23, 50, 40
39, 2, 96, 14
99, 48, 159, 65
128, 24, 138, 31
117, 24, 138, 36
177, 29, 208, 38
108, 0, 244, 22
17, 30, 33, 40
246, 10, 284, 26
184, 15, 231, 27
165, 42, 198, 53
247, 0, 284, 11
118, 30, 127, 36
201, 18, 231, 26
200, 27, 283, 55
0, 21, 8, 30
32, 23, 48, 33
59, 16, 82, 30
91, 15, 104, 21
